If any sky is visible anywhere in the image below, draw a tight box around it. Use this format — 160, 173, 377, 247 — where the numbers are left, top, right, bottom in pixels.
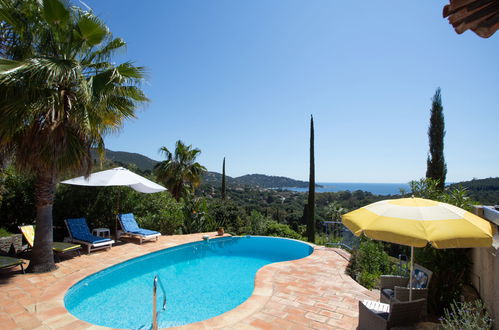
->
83, 0, 499, 183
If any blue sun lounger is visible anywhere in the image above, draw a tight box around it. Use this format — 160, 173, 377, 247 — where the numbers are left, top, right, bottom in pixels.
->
65, 218, 114, 253
118, 213, 160, 244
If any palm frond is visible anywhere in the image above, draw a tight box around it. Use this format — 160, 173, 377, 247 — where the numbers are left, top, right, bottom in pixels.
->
116, 61, 147, 81
75, 12, 107, 46
85, 37, 125, 63
42, 0, 70, 27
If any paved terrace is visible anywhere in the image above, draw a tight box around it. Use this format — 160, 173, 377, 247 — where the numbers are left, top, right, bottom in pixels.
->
0, 233, 377, 330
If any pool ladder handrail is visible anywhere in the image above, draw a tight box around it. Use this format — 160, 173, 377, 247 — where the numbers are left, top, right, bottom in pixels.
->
152, 275, 167, 330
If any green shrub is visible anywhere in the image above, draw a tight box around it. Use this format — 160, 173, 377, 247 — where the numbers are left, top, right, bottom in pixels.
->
181, 197, 212, 234
358, 271, 380, 290
415, 246, 471, 315
133, 193, 184, 235
441, 300, 493, 330
346, 239, 398, 289
0, 228, 13, 237
0, 167, 35, 231
264, 221, 302, 240
246, 211, 271, 235
207, 200, 246, 234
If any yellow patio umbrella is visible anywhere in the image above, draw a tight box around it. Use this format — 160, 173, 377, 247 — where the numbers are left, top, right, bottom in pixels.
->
342, 197, 494, 300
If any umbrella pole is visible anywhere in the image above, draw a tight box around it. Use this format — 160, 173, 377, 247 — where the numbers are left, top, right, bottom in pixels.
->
115, 187, 121, 241
409, 246, 414, 301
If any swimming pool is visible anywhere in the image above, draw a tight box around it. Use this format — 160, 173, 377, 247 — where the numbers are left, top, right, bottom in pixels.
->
64, 236, 313, 329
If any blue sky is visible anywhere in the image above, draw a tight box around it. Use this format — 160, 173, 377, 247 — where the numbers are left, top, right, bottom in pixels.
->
84, 0, 498, 183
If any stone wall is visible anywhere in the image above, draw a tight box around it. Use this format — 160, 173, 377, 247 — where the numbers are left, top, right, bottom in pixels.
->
0, 234, 23, 254
471, 206, 499, 324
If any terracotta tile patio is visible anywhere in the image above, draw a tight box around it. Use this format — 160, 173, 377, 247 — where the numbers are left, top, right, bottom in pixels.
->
0, 233, 377, 330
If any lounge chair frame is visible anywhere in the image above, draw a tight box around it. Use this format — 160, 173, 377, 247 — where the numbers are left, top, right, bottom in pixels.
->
119, 232, 160, 244
64, 219, 114, 254
118, 214, 160, 245
0, 256, 25, 274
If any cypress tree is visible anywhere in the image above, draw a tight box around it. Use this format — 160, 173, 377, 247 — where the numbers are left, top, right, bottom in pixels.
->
426, 88, 447, 190
221, 157, 226, 200
306, 115, 316, 243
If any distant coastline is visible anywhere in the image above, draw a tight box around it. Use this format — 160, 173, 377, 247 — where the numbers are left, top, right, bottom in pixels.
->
279, 182, 411, 196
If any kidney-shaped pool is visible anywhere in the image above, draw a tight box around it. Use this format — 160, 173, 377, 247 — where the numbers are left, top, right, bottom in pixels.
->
64, 236, 313, 329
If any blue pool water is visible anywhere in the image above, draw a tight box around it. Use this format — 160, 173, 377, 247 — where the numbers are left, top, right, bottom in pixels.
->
64, 236, 313, 329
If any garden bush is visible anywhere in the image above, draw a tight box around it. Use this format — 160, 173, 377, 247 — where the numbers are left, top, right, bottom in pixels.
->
207, 200, 247, 234
0, 167, 35, 232
441, 299, 492, 330
244, 211, 271, 235
346, 239, 400, 289
264, 221, 302, 240
0, 228, 13, 237
133, 192, 184, 235
415, 246, 471, 315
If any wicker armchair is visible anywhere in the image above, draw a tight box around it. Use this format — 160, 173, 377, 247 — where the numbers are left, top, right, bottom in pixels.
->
380, 264, 432, 302
380, 275, 409, 303
358, 299, 426, 330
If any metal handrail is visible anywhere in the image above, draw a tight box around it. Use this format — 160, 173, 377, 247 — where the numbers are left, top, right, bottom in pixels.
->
152, 275, 167, 330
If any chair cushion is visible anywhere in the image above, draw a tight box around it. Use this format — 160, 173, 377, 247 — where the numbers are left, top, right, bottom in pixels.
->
73, 232, 111, 244
66, 218, 111, 244
19, 225, 35, 247
411, 269, 430, 288
381, 288, 394, 300
66, 218, 91, 237
119, 213, 141, 232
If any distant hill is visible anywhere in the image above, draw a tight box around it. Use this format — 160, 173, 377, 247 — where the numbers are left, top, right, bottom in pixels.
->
449, 177, 499, 205
97, 149, 317, 189
234, 174, 316, 188
202, 171, 237, 186
92, 149, 159, 171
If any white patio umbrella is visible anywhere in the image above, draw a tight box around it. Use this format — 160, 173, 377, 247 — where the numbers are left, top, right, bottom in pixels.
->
61, 167, 166, 238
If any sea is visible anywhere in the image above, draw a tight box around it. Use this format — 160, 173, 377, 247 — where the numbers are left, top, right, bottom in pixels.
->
281, 182, 411, 196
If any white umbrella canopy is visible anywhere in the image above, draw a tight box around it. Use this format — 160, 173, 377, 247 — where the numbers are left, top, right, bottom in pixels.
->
61, 167, 166, 193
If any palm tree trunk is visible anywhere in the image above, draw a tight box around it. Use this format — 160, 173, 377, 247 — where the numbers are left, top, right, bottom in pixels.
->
27, 170, 57, 273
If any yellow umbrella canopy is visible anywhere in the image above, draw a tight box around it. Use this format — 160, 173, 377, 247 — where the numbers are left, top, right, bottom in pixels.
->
342, 197, 493, 249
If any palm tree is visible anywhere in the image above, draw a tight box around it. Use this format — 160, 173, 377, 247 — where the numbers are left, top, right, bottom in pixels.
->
154, 140, 207, 201
0, 0, 147, 272
325, 201, 347, 222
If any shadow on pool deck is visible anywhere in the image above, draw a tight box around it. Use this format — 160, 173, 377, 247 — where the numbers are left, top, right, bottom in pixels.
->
0, 233, 377, 330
